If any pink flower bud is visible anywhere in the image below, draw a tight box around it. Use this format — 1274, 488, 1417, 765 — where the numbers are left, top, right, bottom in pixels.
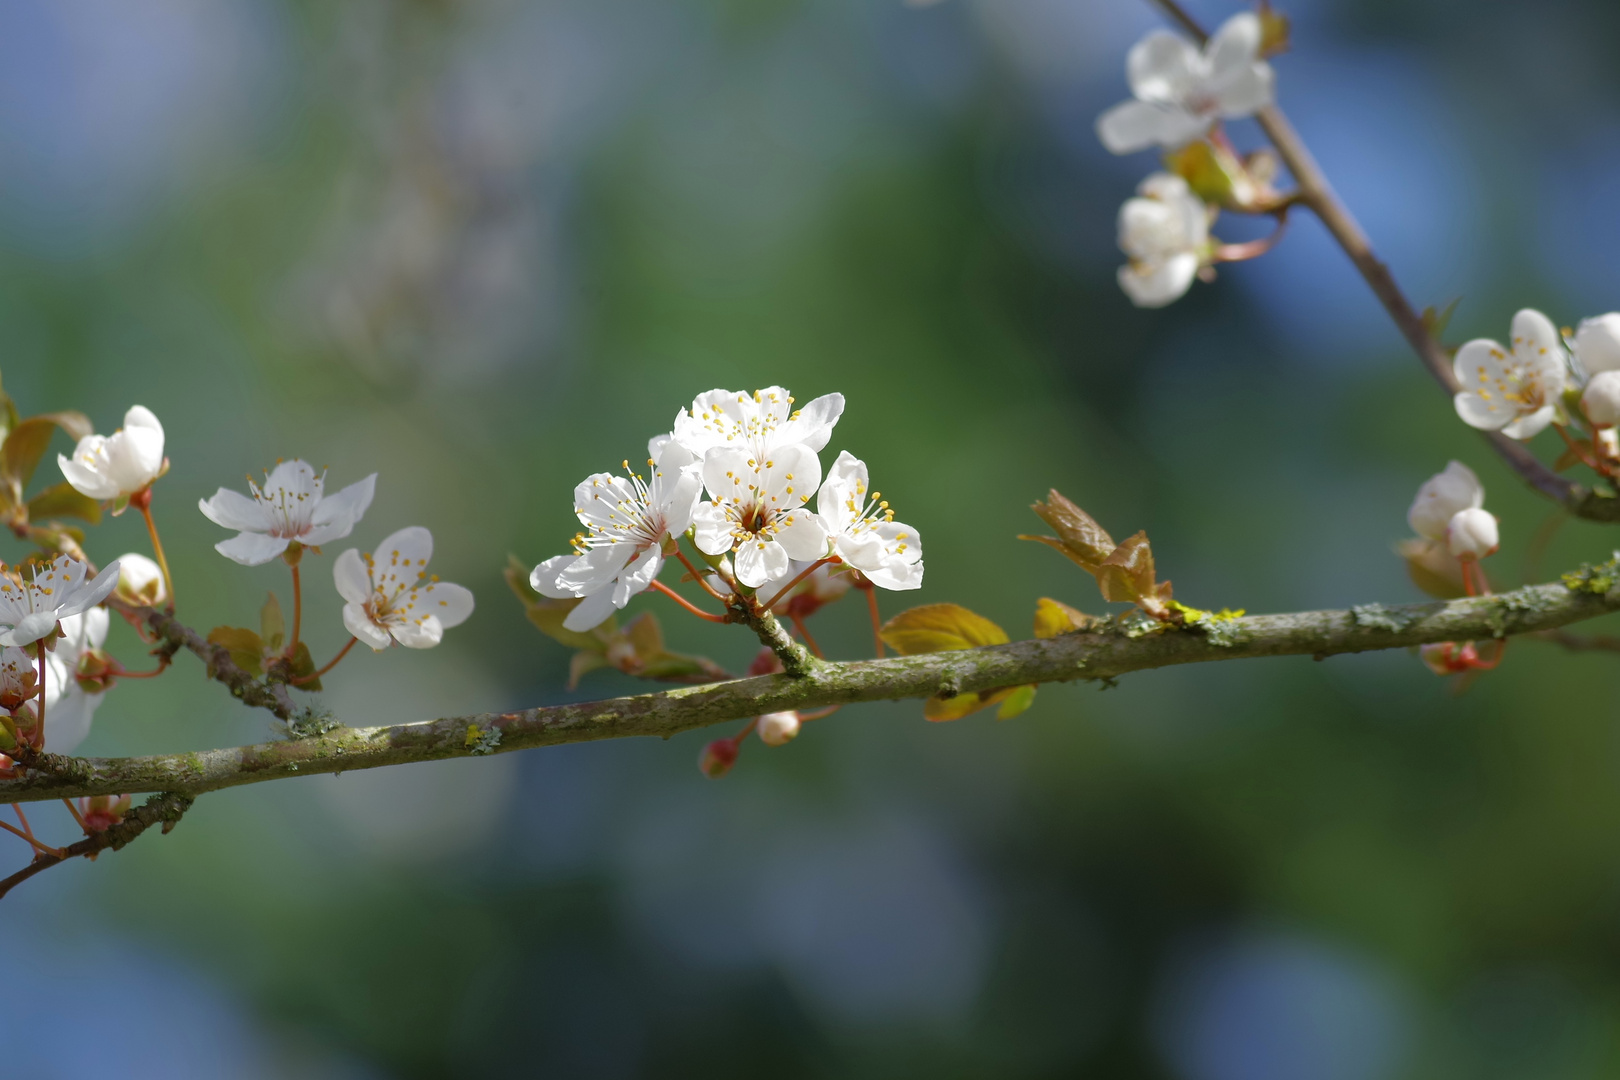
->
1420, 641, 1476, 675
1584, 370, 1620, 428
757, 711, 801, 747
699, 738, 739, 779
1446, 508, 1498, 560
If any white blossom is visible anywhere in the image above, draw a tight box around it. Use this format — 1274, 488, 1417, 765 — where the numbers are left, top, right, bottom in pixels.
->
1446, 507, 1499, 560
809, 451, 922, 591
0, 555, 121, 648
113, 552, 167, 607
1452, 309, 1571, 440
1117, 173, 1210, 308
57, 405, 165, 501
1573, 313, 1620, 377
692, 444, 827, 588
1583, 370, 1620, 428
668, 386, 844, 462
334, 527, 474, 650
532, 441, 704, 632
757, 710, 801, 747
1096, 13, 1275, 155
1407, 461, 1483, 542
199, 460, 376, 567
44, 608, 110, 754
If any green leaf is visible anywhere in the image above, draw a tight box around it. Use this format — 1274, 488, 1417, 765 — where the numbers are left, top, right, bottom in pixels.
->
207, 626, 264, 676
880, 603, 1010, 655
1033, 597, 1097, 639
24, 482, 102, 525
260, 593, 285, 652
504, 555, 611, 651
1161, 140, 1247, 207
1257, 1, 1291, 56
1421, 298, 1461, 342
996, 684, 1038, 721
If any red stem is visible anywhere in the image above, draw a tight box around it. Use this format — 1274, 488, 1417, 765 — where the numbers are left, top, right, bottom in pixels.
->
789, 615, 824, 659
292, 636, 358, 686
650, 580, 728, 623
762, 557, 836, 611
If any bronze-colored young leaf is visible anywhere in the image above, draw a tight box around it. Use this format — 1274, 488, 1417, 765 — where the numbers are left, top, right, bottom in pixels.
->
1, 418, 60, 493
207, 626, 265, 676
1162, 140, 1249, 208
284, 640, 321, 692
504, 555, 611, 651
568, 650, 611, 690
1257, 1, 1291, 56
880, 603, 1010, 655
1023, 489, 1116, 572
260, 593, 285, 652
1033, 597, 1098, 639
24, 482, 102, 525
1095, 531, 1156, 604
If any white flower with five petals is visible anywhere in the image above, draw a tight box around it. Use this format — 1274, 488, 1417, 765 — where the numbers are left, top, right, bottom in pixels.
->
1117, 173, 1211, 308
531, 441, 705, 632
1096, 14, 1275, 155
809, 451, 922, 591
1452, 309, 1571, 439
198, 460, 377, 566
0, 555, 121, 648
1407, 460, 1483, 542
692, 444, 827, 588
44, 608, 111, 753
334, 527, 474, 650
57, 405, 165, 501
668, 386, 844, 461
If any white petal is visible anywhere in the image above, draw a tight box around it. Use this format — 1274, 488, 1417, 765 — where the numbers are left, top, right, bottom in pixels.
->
0, 612, 60, 647
391, 615, 444, 649
1126, 29, 1199, 103
1501, 404, 1557, 440
1574, 314, 1620, 375
57, 446, 120, 500
555, 542, 637, 595
531, 554, 579, 599
874, 519, 923, 564
1204, 12, 1261, 75
123, 405, 164, 439
1453, 391, 1512, 432
773, 392, 845, 454
1211, 62, 1274, 119
864, 559, 924, 591
755, 443, 821, 509
344, 603, 394, 651
419, 581, 475, 629
1511, 309, 1561, 355
1118, 254, 1199, 308
611, 547, 662, 608
304, 473, 377, 543
198, 488, 271, 532
57, 560, 120, 619
734, 537, 789, 588
373, 526, 433, 569
816, 450, 868, 533
107, 425, 164, 490
216, 531, 292, 566
691, 502, 734, 556
333, 548, 373, 605
45, 688, 102, 755
561, 588, 618, 632
1407, 461, 1483, 541
775, 510, 829, 562
659, 465, 704, 537
1096, 99, 1207, 155
701, 446, 754, 503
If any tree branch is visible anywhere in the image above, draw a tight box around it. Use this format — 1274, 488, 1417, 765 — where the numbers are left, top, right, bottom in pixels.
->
130, 603, 296, 720
0, 791, 193, 900
1144, 0, 1618, 522
4, 580, 1617, 804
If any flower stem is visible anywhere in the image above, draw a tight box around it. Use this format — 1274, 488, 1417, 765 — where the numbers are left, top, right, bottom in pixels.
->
1212, 207, 1290, 263
0, 815, 61, 859
138, 502, 176, 611
674, 547, 731, 602
798, 704, 842, 722
112, 657, 171, 680
789, 614, 824, 659
650, 580, 729, 623
861, 583, 885, 658
761, 557, 836, 611
288, 563, 302, 656
62, 798, 89, 834
1556, 425, 1605, 476
34, 642, 45, 751
292, 637, 358, 686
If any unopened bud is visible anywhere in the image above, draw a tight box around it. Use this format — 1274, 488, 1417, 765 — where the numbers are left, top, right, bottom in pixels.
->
699, 738, 739, 779
114, 553, 167, 607
747, 647, 784, 677
1446, 508, 1499, 560
78, 793, 131, 834
756, 711, 800, 747
75, 649, 118, 693
1420, 641, 1476, 676
1584, 370, 1620, 427
1408, 461, 1483, 542
1575, 313, 1620, 375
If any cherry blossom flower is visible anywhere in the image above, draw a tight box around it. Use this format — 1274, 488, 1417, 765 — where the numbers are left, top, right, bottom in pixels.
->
0, 555, 121, 648
44, 608, 111, 754
113, 552, 167, 607
57, 405, 166, 501
757, 710, 800, 747
1096, 13, 1275, 155
1572, 313, 1620, 377
1117, 173, 1211, 308
809, 451, 922, 591
334, 527, 475, 650
531, 441, 704, 632
668, 386, 844, 461
692, 444, 827, 589
1407, 461, 1483, 543
1452, 309, 1571, 439
1446, 507, 1498, 560
198, 460, 376, 566
1583, 370, 1620, 428
0, 648, 38, 712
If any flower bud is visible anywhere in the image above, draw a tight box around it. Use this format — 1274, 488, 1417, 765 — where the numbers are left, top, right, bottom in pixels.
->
747, 647, 784, 677
75, 649, 118, 694
1575, 313, 1620, 375
699, 737, 739, 779
78, 793, 131, 834
1408, 461, 1483, 542
1446, 508, 1499, 559
756, 711, 801, 747
1583, 370, 1620, 427
1420, 641, 1476, 676
114, 552, 167, 607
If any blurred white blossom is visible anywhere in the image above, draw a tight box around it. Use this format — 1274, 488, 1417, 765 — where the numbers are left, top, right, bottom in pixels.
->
1117, 172, 1209, 308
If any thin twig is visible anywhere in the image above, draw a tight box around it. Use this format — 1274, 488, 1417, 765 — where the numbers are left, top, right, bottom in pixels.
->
0, 792, 193, 900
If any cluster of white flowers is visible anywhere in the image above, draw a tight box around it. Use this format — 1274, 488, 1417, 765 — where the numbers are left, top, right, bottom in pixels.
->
532, 386, 923, 632
1451, 308, 1620, 442
1098, 14, 1275, 308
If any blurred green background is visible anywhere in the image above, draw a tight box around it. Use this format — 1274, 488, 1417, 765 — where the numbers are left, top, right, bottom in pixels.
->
8, 0, 1620, 1075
